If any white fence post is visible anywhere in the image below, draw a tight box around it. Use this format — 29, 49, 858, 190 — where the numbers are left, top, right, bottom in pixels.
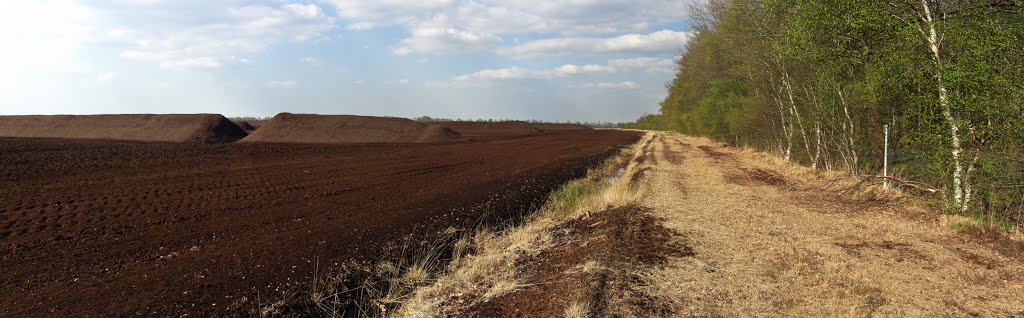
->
884, 124, 889, 190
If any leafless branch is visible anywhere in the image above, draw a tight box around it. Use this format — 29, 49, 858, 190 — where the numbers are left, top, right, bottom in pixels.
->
870, 175, 941, 193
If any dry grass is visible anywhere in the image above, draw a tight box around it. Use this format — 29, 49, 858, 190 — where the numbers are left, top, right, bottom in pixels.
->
564, 297, 590, 318
260, 300, 286, 317
393, 132, 656, 317
642, 132, 1024, 316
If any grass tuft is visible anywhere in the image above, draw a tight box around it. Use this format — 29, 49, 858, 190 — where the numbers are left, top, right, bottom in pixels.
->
952, 221, 973, 232
546, 180, 603, 216
564, 298, 589, 318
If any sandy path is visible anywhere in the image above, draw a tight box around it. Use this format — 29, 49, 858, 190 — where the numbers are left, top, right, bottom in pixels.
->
640, 132, 1024, 316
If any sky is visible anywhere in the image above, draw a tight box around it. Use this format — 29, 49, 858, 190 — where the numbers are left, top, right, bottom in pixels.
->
0, 0, 697, 122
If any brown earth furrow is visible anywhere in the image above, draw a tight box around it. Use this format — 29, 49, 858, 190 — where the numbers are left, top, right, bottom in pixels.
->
0, 130, 640, 317
439, 121, 543, 139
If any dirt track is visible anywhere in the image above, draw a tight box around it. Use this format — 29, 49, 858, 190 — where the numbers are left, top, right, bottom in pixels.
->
0, 130, 638, 317
454, 131, 1024, 317
642, 133, 1024, 316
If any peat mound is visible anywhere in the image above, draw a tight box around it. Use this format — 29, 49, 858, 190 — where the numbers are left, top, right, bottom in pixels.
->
440, 120, 544, 138
0, 114, 247, 143
533, 123, 593, 131
234, 120, 256, 132
417, 124, 463, 143
239, 113, 465, 144
247, 120, 268, 129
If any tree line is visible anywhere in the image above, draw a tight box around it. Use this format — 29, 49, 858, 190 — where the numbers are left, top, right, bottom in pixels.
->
629, 0, 1023, 228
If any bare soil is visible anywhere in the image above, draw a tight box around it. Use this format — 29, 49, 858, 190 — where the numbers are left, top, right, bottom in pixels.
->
532, 123, 592, 132
234, 121, 256, 132
0, 130, 639, 317
0, 114, 247, 143
439, 121, 543, 139
467, 205, 691, 318
239, 113, 464, 144
246, 120, 268, 130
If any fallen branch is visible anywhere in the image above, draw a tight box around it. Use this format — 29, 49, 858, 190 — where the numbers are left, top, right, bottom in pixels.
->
870, 175, 940, 193
994, 184, 1024, 189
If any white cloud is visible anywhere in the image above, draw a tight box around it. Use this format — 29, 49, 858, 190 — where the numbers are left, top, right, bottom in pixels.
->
328, 0, 454, 27
579, 81, 638, 89
161, 57, 223, 69
266, 80, 297, 88
106, 28, 141, 40
353, 80, 366, 85
327, 0, 693, 35
608, 57, 677, 74
497, 30, 692, 59
452, 67, 546, 81
300, 57, 325, 66
283, 3, 327, 19
0, 1, 96, 73
393, 27, 502, 55
95, 72, 117, 83
552, 64, 616, 76
114, 3, 335, 69
66, 63, 98, 74
60, 62, 118, 85
120, 52, 250, 69
491, 0, 694, 35
424, 80, 476, 88
399, 79, 410, 84
346, 22, 375, 30
449, 57, 674, 83
325, 1, 698, 57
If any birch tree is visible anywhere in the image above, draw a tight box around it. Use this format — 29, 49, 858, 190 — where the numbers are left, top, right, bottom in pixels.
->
882, 0, 1021, 212
640, 0, 1023, 225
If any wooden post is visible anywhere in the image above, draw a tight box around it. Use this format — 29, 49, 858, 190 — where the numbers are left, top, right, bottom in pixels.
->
884, 124, 890, 190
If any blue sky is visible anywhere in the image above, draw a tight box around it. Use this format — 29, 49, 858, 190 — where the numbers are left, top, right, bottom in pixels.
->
0, 0, 697, 122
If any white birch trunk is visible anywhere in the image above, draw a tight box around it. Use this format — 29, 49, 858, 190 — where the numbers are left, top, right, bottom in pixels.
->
814, 120, 823, 170
806, 85, 823, 170
782, 73, 814, 166
837, 86, 859, 176
963, 151, 980, 211
776, 96, 793, 161
921, 0, 969, 211
767, 59, 794, 162
884, 124, 890, 189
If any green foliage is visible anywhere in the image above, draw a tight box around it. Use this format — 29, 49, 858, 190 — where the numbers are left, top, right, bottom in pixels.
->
952, 221, 974, 232
545, 180, 602, 216
635, 0, 1024, 228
